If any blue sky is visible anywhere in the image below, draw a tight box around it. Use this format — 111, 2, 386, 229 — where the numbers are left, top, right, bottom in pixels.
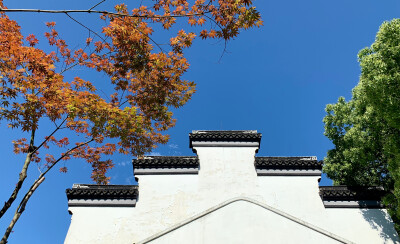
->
1, 0, 400, 243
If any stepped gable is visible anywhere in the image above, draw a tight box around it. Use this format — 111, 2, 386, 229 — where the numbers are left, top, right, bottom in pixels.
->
66, 184, 138, 200
133, 156, 199, 169
255, 156, 322, 170
189, 130, 262, 148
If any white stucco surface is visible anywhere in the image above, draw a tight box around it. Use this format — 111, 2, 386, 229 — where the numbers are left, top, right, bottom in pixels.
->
64, 145, 400, 244
146, 199, 342, 244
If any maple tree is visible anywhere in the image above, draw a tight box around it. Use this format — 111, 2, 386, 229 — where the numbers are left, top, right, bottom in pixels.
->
0, 0, 262, 242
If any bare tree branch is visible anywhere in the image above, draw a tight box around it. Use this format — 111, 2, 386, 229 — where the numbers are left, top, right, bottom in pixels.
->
0, 8, 209, 19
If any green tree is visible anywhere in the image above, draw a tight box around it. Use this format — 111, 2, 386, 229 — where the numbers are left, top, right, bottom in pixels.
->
323, 19, 400, 232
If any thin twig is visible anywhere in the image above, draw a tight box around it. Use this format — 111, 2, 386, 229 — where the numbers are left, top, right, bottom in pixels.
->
88, 0, 106, 11
30, 116, 69, 155
41, 138, 95, 176
60, 50, 113, 74
202, 14, 228, 61
65, 12, 106, 42
135, 25, 164, 53
118, 99, 129, 108
118, 89, 126, 105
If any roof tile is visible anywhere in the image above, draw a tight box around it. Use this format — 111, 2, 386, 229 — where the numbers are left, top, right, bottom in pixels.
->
66, 184, 138, 200
133, 156, 199, 169
189, 130, 261, 148
255, 157, 322, 170
319, 186, 386, 201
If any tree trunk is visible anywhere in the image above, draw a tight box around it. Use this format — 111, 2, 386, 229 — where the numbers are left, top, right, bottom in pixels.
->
0, 129, 35, 219
0, 137, 92, 243
0, 177, 44, 244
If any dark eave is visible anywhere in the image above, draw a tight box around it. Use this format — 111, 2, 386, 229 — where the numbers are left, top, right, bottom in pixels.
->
319, 186, 387, 208
66, 184, 139, 200
133, 156, 199, 169
133, 156, 199, 175
255, 157, 322, 170
319, 186, 386, 201
189, 130, 262, 148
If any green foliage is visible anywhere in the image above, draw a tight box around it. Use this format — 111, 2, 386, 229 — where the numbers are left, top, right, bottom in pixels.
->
323, 19, 400, 232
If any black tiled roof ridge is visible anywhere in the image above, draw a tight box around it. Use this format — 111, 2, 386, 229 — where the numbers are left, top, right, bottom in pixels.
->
140, 156, 197, 159
133, 156, 199, 169
72, 184, 138, 189
256, 156, 317, 160
255, 156, 322, 170
189, 130, 262, 148
192, 130, 258, 133
190, 130, 262, 139
319, 186, 387, 201
66, 184, 138, 200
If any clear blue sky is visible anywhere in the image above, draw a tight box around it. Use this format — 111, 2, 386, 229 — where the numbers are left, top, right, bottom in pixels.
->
1, 0, 400, 243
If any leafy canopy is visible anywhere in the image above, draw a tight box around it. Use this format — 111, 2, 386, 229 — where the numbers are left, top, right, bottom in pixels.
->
323, 19, 400, 231
0, 1, 262, 183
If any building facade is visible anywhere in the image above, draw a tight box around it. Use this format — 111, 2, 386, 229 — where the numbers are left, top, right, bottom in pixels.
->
64, 130, 399, 244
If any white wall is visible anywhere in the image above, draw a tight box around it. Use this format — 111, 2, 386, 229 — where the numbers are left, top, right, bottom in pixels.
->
65, 146, 399, 244
147, 200, 341, 244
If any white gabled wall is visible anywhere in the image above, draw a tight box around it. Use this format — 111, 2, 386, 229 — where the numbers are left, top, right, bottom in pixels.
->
196, 147, 259, 201
145, 199, 342, 244
257, 176, 325, 216
65, 145, 399, 244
